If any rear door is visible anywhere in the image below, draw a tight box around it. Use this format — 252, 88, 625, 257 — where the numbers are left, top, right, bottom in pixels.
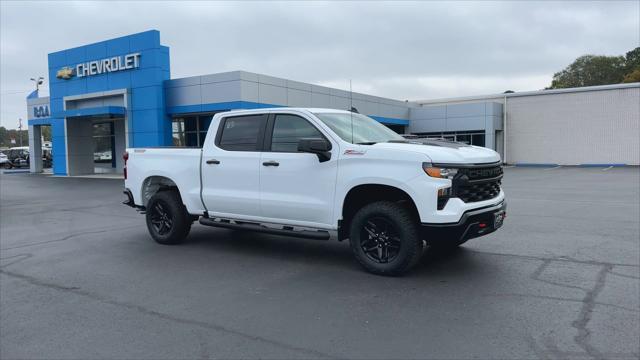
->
201, 113, 267, 219
259, 113, 339, 227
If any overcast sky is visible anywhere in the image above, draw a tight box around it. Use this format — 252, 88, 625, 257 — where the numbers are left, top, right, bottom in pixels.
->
1, 1, 638, 129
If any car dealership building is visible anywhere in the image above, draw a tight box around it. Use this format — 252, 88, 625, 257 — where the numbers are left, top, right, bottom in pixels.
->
26, 30, 639, 175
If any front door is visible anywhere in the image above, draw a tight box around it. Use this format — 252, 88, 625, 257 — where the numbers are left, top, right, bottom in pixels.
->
259, 113, 338, 228
201, 113, 267, 219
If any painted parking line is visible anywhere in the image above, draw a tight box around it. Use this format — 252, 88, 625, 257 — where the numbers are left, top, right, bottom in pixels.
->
602, 166, 613, 171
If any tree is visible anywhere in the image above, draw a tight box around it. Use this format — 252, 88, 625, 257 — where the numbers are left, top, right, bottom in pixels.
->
0, 126, 29, 148
549, 55, 627, 89
622, 47, 640, 83
624, 47, 640, 72
548, 47, 640, 89
623, 68, 640, 83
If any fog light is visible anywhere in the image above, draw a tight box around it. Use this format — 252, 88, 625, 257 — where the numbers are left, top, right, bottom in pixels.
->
437, 187, 451, 210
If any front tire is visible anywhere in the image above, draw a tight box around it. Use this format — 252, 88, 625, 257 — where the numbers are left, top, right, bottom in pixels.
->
145, 190, 191, 245
349, 201, 423, 276
3, 162, 12, 169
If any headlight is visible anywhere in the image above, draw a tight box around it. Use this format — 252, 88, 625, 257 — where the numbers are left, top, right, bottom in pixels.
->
422, 163, 458, 179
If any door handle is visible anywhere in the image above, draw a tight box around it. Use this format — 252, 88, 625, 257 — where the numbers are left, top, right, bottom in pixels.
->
206, 159, 220, 165
262, 160, 279, 167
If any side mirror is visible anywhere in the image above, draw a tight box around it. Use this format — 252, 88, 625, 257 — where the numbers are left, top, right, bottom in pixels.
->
298, 138, 332, 162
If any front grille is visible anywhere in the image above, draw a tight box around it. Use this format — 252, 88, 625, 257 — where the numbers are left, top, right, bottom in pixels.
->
452, 164, 502, 203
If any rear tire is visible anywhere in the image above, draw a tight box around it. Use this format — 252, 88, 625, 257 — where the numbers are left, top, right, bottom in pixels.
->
145, 190, 191, 245
349, 201, 422, 276
3, 162, 12, 169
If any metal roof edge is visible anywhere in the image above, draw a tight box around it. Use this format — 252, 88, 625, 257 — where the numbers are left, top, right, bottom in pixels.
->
415, 82, 640, 105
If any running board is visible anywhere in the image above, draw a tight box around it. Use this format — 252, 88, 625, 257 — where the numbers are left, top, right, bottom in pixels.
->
198, 217, 330, 240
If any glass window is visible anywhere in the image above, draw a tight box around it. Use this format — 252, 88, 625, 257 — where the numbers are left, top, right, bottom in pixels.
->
199, 115, 213, 132
172, 117, 198, 147
199, 131, 208, 145
218, 115, 266, 151
471, 134, 485, 147
456, 134, 471, 144
93, 122, 114, 166
172, 119, 185, 146
313, 112, 404, 144
184, 116, 197, 132
271, 114, 323, 152
172, 113, 220, 147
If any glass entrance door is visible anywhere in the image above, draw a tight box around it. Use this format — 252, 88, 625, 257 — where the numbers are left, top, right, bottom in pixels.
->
93, 122, 115, 171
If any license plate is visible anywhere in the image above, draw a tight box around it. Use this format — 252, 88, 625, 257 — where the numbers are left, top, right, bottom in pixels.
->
493, 210, 505, 229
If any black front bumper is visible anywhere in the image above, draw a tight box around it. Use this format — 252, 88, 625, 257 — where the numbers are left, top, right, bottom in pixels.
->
421, 201, 507, 243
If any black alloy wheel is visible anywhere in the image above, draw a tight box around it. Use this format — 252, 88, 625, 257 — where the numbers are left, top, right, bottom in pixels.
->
349, 201, 423, 276
145, 190, 191, 245
360, 217, 402, 264
149, 201, 173, 235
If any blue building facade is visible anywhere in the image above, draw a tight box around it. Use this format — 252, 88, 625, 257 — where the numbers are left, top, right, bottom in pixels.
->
26, 30, 415, 175
28, 31, 172, 175
27, 30, 502, 175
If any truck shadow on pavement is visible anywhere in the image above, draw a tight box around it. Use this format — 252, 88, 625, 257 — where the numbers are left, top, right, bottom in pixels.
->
182, 225, 481, 278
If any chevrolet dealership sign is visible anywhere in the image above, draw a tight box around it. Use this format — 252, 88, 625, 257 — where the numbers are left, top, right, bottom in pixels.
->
56, 53, 141, 80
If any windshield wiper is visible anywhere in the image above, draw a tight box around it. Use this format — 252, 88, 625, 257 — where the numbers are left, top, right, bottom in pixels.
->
356, 141, 377, 145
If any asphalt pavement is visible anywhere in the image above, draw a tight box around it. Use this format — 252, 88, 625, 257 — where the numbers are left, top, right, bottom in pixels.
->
1, 167, 638, 359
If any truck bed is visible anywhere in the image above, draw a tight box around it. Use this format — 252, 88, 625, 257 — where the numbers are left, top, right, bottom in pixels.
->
124, 147, 204, 213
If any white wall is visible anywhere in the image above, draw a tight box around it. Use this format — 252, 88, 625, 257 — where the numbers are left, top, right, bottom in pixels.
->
506, 87, 640, 165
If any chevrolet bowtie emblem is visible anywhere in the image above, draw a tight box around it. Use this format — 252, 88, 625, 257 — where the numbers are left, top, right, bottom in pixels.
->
56, 67, 75, 80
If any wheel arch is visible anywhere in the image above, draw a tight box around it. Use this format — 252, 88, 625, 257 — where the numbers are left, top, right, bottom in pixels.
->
140, 175, 182, 208
338, 183, 420, 240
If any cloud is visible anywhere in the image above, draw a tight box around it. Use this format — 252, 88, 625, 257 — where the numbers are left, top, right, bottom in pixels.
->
1, 0, 638, 128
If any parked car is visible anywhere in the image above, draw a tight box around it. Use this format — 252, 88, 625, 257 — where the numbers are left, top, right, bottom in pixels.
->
123, 108, 506, 275
4, 147, 30, 169
0, 152, 9, 168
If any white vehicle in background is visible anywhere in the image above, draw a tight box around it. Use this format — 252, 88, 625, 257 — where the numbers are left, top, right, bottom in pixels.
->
123, 108, 506, 275
0, 152, 9, 168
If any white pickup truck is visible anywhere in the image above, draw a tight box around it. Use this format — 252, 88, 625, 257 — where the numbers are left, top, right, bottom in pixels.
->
124, 108, 506, 275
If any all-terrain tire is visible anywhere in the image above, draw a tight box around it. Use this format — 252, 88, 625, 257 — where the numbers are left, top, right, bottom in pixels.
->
349, 201, 423, 276
145, 190, 191, 245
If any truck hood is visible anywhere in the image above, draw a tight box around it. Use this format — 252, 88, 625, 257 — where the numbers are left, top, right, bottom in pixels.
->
368, 140, 501, 164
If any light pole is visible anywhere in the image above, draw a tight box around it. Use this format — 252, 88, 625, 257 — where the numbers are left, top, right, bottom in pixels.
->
18, 118, 23, 147
30, 76, 44, 92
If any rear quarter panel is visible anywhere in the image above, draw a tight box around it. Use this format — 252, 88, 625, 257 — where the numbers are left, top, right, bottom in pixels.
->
124, 148, 204, 213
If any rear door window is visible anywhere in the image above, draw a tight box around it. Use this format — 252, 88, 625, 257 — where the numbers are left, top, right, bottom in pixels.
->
216, 114, 267, 151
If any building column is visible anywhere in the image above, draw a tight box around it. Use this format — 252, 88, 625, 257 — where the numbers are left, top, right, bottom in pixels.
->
28, 125, 43, 173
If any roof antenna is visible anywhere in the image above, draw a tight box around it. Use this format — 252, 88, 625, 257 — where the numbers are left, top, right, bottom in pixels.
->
350, 79, 354, 144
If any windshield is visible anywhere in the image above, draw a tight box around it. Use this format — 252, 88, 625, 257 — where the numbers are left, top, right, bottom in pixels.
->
313, 112, 405, 144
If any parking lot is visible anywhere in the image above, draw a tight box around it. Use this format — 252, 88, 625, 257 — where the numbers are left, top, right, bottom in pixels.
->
1, 167, 638, 359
